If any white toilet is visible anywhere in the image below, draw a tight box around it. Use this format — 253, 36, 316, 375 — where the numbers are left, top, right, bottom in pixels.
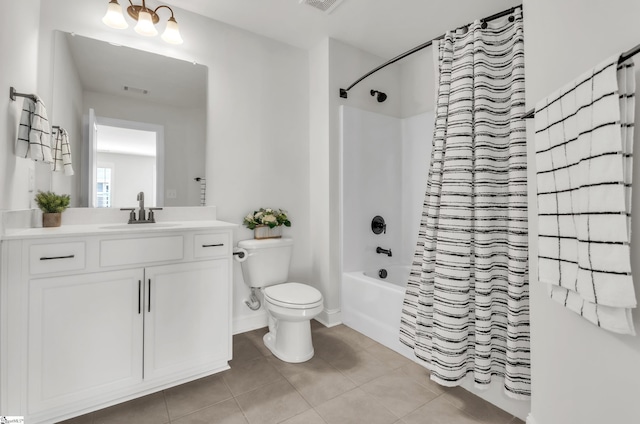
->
238, 238, 323, 363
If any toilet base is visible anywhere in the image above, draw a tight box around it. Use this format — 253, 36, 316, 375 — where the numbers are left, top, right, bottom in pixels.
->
263, 320, 315, 363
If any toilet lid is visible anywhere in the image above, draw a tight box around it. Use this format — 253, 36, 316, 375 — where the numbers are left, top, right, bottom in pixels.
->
264, 282, 323, 308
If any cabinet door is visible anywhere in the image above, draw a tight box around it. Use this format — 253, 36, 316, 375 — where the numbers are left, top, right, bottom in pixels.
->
144, 260, 230, 382
28, 269, 144, 414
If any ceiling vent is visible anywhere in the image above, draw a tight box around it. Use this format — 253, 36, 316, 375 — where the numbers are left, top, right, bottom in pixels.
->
123, 85, 149, 95
299, 0, 345, 14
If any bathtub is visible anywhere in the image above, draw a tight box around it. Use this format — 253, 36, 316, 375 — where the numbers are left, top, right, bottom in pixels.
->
341, 265, 415, 359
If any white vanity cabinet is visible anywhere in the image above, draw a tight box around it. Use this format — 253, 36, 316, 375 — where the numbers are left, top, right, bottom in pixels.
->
0, 223, 234, 424
143, 260, 229, 383
28, 269, 145, 414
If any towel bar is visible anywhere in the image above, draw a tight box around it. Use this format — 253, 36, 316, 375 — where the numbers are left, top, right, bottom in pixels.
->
9, 86, 37, 102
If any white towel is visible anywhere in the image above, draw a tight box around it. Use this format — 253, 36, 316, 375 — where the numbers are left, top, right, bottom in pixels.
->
51, 127, 75, 176
535, 56, 636, 335
16, 96, 53, 163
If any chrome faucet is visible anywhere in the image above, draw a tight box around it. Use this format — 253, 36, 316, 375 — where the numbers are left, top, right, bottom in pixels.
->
376, 247, 392, 257
120, 191, 162, 224
137, 192, 146, 221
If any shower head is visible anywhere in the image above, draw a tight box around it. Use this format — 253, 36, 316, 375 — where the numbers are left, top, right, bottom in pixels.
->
370, 90, 387, 103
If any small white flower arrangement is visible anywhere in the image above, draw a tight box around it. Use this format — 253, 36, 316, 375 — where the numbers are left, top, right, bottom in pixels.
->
243, 208, 291, 230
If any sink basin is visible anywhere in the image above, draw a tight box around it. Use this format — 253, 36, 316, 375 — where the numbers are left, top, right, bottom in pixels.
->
99, 223, 181, 230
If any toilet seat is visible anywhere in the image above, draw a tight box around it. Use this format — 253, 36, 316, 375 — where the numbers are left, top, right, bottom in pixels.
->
263, 282, 323, 309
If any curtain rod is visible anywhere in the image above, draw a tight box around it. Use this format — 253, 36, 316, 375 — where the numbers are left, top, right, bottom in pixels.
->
338, 5, 521, 99
522, 43, 640, 119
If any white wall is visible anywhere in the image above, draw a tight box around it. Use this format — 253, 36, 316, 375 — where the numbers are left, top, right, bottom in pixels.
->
524, 1, 640, 424
308, 38, 402, 325
341, 107, 434, 272
0, 0, 41, 211
400, 111, 433, 264
36, 0, 310, 334
308, 39, 333, 325
83, 91, 204, 207
48, 30, 83, 206
341, 106, 402, 273
396, 38, 438, 266
400, 49, 437, 118
97, 152, 155, 208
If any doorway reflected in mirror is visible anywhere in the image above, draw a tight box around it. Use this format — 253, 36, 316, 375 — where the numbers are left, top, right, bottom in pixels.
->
91, 116, 162, 208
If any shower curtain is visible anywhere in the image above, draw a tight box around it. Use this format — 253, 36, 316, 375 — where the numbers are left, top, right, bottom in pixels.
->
399, 8, 530, 399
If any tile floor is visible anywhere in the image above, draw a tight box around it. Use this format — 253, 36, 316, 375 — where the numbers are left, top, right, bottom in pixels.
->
60, 322, 526, 424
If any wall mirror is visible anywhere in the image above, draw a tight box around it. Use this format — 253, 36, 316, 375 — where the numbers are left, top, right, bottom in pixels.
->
49, 31, 207, 208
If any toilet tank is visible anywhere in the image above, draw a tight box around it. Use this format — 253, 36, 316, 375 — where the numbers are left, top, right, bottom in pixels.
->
237, 238, 293, 288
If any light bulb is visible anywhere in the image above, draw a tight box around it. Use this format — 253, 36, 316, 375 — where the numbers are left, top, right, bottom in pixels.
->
102, 0, 128, 29
134, 10, 158, 36
161, 17, 183, 44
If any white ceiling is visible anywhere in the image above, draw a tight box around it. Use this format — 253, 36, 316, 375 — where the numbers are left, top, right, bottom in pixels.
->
162, 0, 522, 59
96, 124, 157, 156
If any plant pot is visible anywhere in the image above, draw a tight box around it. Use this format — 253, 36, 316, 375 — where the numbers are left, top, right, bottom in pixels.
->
43, 212, 62, 228
254, 225, 282, 239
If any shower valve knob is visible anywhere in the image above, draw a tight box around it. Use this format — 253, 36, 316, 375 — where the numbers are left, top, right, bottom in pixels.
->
371, 215, 386, 235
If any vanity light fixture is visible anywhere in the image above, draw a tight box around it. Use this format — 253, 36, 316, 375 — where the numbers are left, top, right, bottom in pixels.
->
102, 0, 183, 45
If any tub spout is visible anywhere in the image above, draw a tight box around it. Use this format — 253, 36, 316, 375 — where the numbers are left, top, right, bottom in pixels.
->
376, 247, 392, 257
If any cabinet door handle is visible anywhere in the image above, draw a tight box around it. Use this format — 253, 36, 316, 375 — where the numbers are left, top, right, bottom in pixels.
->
138, 280, 142, 314
148, 279, 151, 312
40, 254, 75, 261
202, 243, 224, 248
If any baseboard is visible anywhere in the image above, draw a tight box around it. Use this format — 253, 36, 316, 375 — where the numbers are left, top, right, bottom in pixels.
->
232, 312, 268, 335
526, 413, 538, 424
315, 308, 342, 328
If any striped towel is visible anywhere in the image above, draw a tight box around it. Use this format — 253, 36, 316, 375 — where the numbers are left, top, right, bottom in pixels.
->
51, 127, 75, 176
535, 56, 636, 335
16, 96, 53, 163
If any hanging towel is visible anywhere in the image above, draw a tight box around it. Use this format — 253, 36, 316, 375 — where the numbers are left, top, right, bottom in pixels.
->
534, 56, 637, 335
196, 177, 206, 206
51, 127, 75, 176
16, 96, 53, 163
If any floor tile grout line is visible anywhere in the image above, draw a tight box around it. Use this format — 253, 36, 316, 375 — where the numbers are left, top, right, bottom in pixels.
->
222, 360, 285, 397
66, 324, 517, 424
395, 361, 452, 397
273, 356, 347, 411
230, 395, 251, 424
318, 329, 456, 422
367, 385, 442, 421
436, 392, 498, 424
225, 373, 288, 398
163, 392, 236, 423
231, 376, 312, 424
159, 373, 239, 422
161, 390, 171, 424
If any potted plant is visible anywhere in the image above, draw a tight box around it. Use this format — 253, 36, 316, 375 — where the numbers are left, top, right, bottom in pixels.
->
35, 191, 70, 227
243, 208, 291, 239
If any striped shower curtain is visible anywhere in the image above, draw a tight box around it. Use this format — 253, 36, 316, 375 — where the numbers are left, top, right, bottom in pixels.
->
399, 8, 530, 399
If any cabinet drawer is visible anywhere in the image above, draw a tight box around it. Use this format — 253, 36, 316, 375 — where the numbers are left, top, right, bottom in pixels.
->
30, 242, 86, 275
100, 236, 183, 267
194, 233, 230, 258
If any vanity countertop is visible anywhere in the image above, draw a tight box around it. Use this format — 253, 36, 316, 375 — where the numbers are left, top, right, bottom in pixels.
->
2, 220, 238, 240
